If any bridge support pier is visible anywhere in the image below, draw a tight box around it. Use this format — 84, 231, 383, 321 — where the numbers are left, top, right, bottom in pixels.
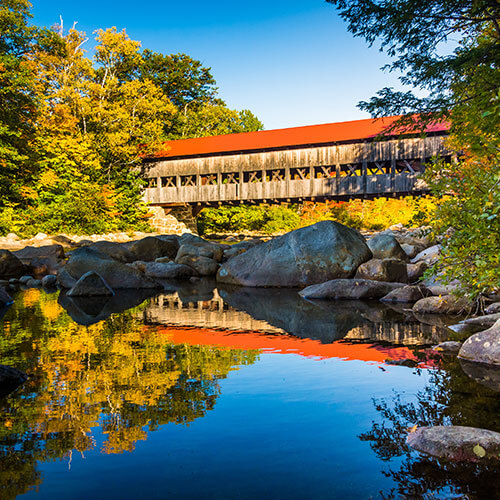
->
148, 205, 199, 234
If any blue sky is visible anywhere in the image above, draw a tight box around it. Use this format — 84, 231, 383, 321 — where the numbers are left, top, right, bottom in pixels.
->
31, 0, 405, 130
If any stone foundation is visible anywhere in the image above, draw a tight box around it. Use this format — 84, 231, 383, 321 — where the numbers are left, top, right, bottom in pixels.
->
147, 206, 197, 234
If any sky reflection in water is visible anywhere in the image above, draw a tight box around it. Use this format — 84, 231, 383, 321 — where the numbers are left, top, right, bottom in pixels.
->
0, 283, 499, 499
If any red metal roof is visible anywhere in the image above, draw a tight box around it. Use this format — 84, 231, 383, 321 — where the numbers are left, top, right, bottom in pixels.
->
151, 115, 449, 159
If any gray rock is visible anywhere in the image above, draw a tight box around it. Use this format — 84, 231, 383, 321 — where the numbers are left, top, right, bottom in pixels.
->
58, 247, 161, 289
407, 425, 500, 462
125, 236, 179, 262
461, 313, 500, 327
223, 240, 262, 261
427, 284, 461, 296
155, 256, 172, 263
88, 241, 135, 263
13, 244, 65, 262
367, 233, 409, 261
67, 271, 115, 297
217, 221, 372, 287
355, 258, 408, 283
177, 236, 225, 263
0, 288, 13, 307
19, 275, 33, 284
0, 250, 26, 278
380, 285, 432, 303
0, 364, 27, 398
407, 261, 428, 282
458, 319, 500, 366
299, 278, 405, 300
400, 243, 419, 258
176, 255, 218, 276
410, 244, 441, 266
41, 274, 58, 288
485, 302, 500, 315
26, 279, 42, 288
413, 295, 472, 315
143, 261, 195, 280
432, 341, 462, 354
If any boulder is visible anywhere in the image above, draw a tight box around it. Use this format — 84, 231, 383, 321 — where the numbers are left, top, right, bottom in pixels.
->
299, 278, 405, 300
125, 236, 179, 262
0, 364, 27, 398
432, 341, 462, 354
41, 274, 57, 288
142, 261, 195, 280
19, 275, 33, 284
413, 295, 471, 315
13, 244, 65, 262
485, 302, 500, 315
458, 319, 500, 366
58, 247, 161, 289
461, 313, 500, 328
407, 426, 500, 462
88, 241, 135, 263
223, 240, 263, 261
155, 256, 172, 263
26, 278, 42, 288
67, 271, 115, 297
407, 261, 428, 282
355, 258, 408, 283
0, 250, 26, 278
0, 288, 13, 307
177, 235, 225, 263
411, 244, 441, 266
367, 233, 409, 261
400, 243, 419, 258
176, 255, 218, 276
380, 285, 432, 303
217, 221, 372, 287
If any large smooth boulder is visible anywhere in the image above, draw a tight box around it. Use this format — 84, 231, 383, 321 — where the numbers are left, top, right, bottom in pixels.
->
58, 247, 161, 289
367, 233, 409, 261
380, 285, 432, 303
413, 295, 471, 315
177, 234, 225, 262
223, 240, 263, 261
217, 221, 372, 287
125, 236, 179, 262
407, 261, 428, 282
0, 250, 26, 278
485, 302, 500, 315
461, 313, 500, 328
142, 261, 195, 280
13, 244, 65, 262
0, 364, 27, 399
299, 278, 405, 300
355, 258, 408, 283
458, 319, 500, 366
67, 271, 115, 297
411, 244, 441, 266
176, 255, 218, 276
407, 426, 500, 462
88, 241, 135, 263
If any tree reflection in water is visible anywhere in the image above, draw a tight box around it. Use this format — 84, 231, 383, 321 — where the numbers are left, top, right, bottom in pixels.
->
359, 359, 500, 499
0, 289, 259, 499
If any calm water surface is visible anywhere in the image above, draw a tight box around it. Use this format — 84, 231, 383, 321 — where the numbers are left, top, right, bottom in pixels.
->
0, 281, 499, 499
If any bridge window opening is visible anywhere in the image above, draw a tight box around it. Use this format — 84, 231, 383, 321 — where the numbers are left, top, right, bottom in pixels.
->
367, 161, 390, 175
291, 167, 310, 180
180, 175, 196, 186
147, 177, 158, 188
221, 172, 239, 184
395, 159, 422, 174
161, 176, 176, 188
340, 163, 362, 177
243, 171, 263, 183
200, 174, 218, 185
266, 168, 286, 181
313, 166, 335, 179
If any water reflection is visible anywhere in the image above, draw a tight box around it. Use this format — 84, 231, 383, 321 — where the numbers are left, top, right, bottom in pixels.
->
0, 289, 258, 499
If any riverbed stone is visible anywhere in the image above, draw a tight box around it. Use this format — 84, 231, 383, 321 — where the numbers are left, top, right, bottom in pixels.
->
461, 313, 500, 328
125, 236, 179, 262
0, 250, 26, 278
355, 258, 408, 283
411, 244, 441, 266
88, 241, 135, 263
67, 271, 115, 297
41, 274, 58, 288
19, 275, 33, 284
458, 319, 500, 366
299, 278, 405, 300
485, 302, 500, 315
380, 285, 432, 303
223, 240, 263, 261
13, 244, 65, 262
407, 425, 500, 462
413, 295, 471, 315
143, 261, 195, 280
217, 221, 372, 287
432, 341, 462, 354
367, 233, 409, 261
407, 261, 428, 282
177, 235, 225, 262
59, 247, 161, 289
176, 255, 218, 276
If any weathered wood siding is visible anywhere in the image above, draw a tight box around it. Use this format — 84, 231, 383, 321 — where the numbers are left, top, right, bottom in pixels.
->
143, 135, 447, 205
